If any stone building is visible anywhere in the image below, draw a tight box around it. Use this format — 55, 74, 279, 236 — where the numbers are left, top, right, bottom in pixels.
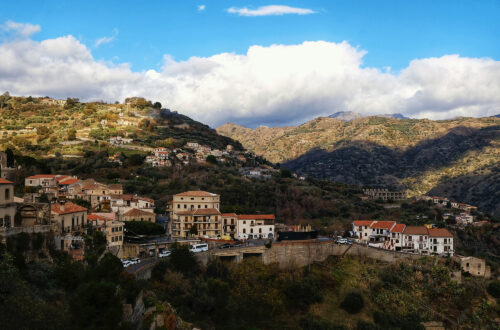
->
363, 189, 408, 201
236, 214, 275, 240
455, 256, 491, 278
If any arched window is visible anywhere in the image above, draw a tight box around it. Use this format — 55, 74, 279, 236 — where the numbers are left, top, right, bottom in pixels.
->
243, 228, 246, 233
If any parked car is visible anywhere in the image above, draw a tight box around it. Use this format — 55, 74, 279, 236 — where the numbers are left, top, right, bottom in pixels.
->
347, 239, 353, 245
219, 243, 232, 249
158, 250, 171, 258
337, 238, 348, 244
232, 242, 243, 248
190, 243, 209, 253
122, 260, 132, 268
130, 258, 141, 264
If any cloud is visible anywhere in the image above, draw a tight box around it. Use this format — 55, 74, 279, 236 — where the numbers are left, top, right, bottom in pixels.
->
227, 5, 316, 16
1, 20, 40, 37
198, 4, 205, 11
0, 32, 499, 128
95, 28, 118, 47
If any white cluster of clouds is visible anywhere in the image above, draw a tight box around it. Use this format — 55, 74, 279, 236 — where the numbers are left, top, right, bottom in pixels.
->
1, 20, 41, 38
227, 5, 316, 16
0, 22, 499, 127
198, 4, 206, 12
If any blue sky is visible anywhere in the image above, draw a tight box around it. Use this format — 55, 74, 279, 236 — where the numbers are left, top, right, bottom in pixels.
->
2, 0, 498, 72
0, 1, 499, 127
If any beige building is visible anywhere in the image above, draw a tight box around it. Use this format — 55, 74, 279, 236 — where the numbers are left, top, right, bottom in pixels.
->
222, 213, 238, 238
170, 191, 221, 239
120, 208, 155, 222
51, 201, 88, 252
455, 256, 491, 278
0, 178, 16, 229
88, 214, 124, 258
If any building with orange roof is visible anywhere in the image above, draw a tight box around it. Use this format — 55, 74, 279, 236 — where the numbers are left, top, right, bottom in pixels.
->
352, 220, 374, 243
402, 226, 429, 254
236, 214, 275, 240
51, 201, 88, 253
428, 228, 454, 255
387, 223, 406, 251
221, 213, 238, 238
88, 213, 124, 257
367, 221, 396, 248
170, 190, 221, 239
120, 208, 155, 222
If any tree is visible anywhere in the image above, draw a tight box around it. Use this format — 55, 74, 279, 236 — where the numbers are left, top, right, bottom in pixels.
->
153, 101, 162, 109
84, 231, 107, 267
5, 148, 14, 167
189, 224, 198, 236
169, 243, 199, 275
206, 155, 218, 164
67, 128, 76, 141
340, 291, 364, 314
280, 168, 292, 178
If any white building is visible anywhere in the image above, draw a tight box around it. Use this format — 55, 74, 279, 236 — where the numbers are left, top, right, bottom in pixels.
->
236, 214, 275, 240
352, 220, 374, 244
428, 228, 454, 256
402, 226, 430, 254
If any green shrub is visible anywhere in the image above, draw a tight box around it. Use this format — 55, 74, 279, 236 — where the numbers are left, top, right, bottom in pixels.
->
340, 291, 364, 314
488, 281, 500, 298
125, 221, 165, 236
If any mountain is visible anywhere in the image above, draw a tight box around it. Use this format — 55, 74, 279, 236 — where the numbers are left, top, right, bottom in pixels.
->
217, 116, 500, 215
328, 111, 408, 121
328, 111, 363, 121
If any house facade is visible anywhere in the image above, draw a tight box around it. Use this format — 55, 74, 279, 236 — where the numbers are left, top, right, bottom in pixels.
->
236, 214, 275, 240
352, 220, 374, 244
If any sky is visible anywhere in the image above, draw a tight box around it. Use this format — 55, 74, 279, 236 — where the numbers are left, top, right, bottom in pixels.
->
0, 0, 499, 127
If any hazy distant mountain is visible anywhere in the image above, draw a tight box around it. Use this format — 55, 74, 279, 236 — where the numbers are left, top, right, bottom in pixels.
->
217, 116, 500, 215
328, 111, 363, 121
328, 111, 408, 121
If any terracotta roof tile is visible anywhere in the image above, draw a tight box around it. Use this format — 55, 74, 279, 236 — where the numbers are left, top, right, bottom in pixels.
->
222, 213, 237, 217
51, 202, 87, 215
390, 224, 406, 233
371, 221, 396, 230
353, 220, 374, 226
175, 190, 218, 197
26, 174, 58, 179
403, 226, 428, 235
177, 208, 221, 216
238, 214, 275, 220
123, 208, 155, 217
0, 178, 13, 184
428, 228, 453, 237
59, 178, 79, 185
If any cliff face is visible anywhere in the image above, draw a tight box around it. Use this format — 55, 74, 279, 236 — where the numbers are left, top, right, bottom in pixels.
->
217, 117, 500, 214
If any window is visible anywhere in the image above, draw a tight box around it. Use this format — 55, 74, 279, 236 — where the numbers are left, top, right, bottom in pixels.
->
270, 227, 272, 231
191, 198, 194, 200
243, 228, 246, 233
198, 205, 201, 208
5, 188, 9, 200
250, 228, 254, 233
184, 204, 187, 209
205, 205, 207, 208
243, 221, 246, 224
259, 228, 262, 233
177, 204, 181, 209
0, 218, 3, 227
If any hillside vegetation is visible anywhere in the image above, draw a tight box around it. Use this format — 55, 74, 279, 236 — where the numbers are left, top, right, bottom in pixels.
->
217, 117, 500, 215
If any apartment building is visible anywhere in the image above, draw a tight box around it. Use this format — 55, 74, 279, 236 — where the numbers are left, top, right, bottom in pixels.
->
88, 213, 124, 257
222, 213, 238, 238
170, 191, 221, 239
388, 223, 406, 251
0, 179, 16, 229
428, 228, 454, 255
120, 208, 155, 222
363, 189, 408, 201
352, 220, 374, 244
237, 214, 275, 240
368, 221, 396, 248
51, 201, 88, 252
402, 226, 430, 254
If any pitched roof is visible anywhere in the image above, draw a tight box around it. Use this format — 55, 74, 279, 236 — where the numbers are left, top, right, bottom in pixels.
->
222, 213, 237, 217
59, 178, 79, 185
176, 208, 221, 216
428, 228, 453, 237
51, 202, 87, 215
108, 184, 123, 190
175, 190, 218, 197
371, 221, 396, 230
88, 214, 109, 221
238, 214, 275, 220
26, 174, 57, 179
123, 208, 155, 217
403, 226, 429, 235
390, 224, 406, 233
0, 178, 13, 184
353, 220, 374, 226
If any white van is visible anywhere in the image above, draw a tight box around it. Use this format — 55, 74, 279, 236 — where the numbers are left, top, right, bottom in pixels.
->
189, 243, 209, 253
